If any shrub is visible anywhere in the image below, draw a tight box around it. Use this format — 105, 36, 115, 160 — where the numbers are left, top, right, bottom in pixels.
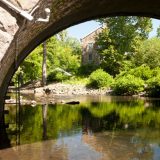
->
129, 65, 152, 81
146, 76, 160, 97
78, 64, 98, 76
64, 76, 89, 85
88, 69, 114, 88
118, 65, 152, 81
47, 71, 70, 82
112, 74, 144, 95
134, 38, 160, 69
152, 67, 160, 77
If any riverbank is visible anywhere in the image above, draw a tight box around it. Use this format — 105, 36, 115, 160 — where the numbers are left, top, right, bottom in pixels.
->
6, 82, 111, 105
34, 83, 110, 96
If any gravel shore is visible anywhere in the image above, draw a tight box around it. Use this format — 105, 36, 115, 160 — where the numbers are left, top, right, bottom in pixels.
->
6, 82, 111, 105
33, 83, 109, 96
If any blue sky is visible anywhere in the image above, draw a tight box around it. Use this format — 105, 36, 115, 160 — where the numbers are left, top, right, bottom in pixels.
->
67, 19, 160, 41
67, 20, 101, 41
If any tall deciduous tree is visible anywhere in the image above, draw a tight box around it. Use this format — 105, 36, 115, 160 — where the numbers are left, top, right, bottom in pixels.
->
20, 46, 43, 83
96, 16, 152, 76
42, 41, 47, 86
13, 30, 81, 84
133, 37, 160, 68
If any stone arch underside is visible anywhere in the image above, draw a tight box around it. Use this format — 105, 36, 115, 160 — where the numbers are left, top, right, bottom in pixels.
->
1, 0, 160, 117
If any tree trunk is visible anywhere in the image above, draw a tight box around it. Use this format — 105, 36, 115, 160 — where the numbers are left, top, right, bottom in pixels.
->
42, 41, 47, 86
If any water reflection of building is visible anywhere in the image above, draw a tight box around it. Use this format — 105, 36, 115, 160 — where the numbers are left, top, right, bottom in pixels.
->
82, 132, 153, 160
81, 109, 153, 160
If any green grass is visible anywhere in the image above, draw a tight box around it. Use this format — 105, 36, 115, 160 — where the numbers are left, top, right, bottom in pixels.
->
63, 76, 89, 85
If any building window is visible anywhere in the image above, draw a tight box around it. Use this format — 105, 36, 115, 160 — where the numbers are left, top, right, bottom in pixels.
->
89, 53, 92, 61
97, 45, 101, 49
88, 43, 94, 50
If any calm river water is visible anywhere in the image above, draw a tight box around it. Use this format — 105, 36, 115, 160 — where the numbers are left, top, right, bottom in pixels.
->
1, 95, 160, 160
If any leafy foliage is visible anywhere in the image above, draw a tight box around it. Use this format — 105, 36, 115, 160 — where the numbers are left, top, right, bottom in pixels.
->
112, 74, 145, 95
118, 65, 153, 81
98, 17, 152, 53
146, 76, 160, 97
95, 28, 123, 76
128, 65, 152, 80
14, 46, 43, 84
88, 69, 114, 88
47, 70, 70, 82
133, 38, 160, 68
64, 76, 89, 85
96, 16, 152, 76
78, 63, 98, 76
152, 67, 160, 76
47, 35, 81, 74
13, 30, 81, 84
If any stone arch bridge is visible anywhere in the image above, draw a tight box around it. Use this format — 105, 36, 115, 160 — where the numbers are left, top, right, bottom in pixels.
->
0, 0, 160, 118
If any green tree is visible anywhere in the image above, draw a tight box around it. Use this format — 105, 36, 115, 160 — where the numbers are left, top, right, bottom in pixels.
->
20, 45, 43, 83
46, 32, 81, 74
13, 30, 81, 84
96, 16, 152, 76
146, 75, 160, 97
42, 41, 47, 86
133, 38, 160, 68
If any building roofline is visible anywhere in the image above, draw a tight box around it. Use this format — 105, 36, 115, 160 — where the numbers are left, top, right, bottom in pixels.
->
80, 26, 103, 41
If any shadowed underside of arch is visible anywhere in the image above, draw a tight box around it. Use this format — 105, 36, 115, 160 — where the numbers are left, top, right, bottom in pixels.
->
1, 0, 160, 118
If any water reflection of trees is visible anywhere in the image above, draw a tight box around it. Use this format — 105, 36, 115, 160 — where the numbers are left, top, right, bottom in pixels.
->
6, 104, 81, 145
5, 98, 160, 146
82, 101, 160, 130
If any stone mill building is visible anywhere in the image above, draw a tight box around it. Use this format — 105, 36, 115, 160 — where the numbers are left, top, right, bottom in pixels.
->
81, 27, 104, 66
